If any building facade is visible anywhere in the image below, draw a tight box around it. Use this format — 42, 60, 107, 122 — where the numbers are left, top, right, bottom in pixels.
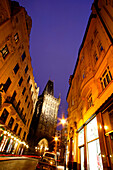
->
67, 0, 113, 169
0, 0, 39, 155
28, 80, 60, 154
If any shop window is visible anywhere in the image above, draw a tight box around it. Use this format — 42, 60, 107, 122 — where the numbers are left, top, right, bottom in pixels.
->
100, 67, 112, 90
18, 127, 22, 136
21, 52, 26, 61
14, 33, 19, 43
18, 77, 23, 86
3, 77, 11, 93
23, 132, 26, 140
0, 44, 9, 59
8, 117, 14, 129
87, 93, 93, 109
25, 95, 28, 103
25, 65, 28, 74
78, 128, 84, 147
13, 123, 18, 133
22, 87, 26, 95
27, 76, 30, 83
0, 109, 9, 123
13, 63, 19, 74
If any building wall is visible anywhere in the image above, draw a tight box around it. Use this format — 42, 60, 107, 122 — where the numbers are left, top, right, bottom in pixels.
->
67, 0, 113, 169
0, 0, 38, 154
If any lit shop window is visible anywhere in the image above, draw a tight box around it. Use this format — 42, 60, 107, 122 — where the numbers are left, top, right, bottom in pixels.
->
0, 44, 9, 59
87, 117, 103, 170
78, 128, 84, 147
14, 33, 19, 43
100, 67, 112, 90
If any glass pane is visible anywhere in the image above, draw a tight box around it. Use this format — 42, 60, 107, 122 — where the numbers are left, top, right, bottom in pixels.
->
88, 139, 103, 170
80, 147, 84, 170
78, 128, 84, 146
87, 117, 99, 142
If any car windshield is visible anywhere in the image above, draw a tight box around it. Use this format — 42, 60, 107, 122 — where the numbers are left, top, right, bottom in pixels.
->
41, 157, 56, 165
44, 153, 55, 159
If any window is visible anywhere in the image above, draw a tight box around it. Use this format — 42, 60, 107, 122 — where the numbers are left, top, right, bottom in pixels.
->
0, 109, 9, 123
25, 95, 28, 103
27, 119, 30, 127
16, 100, 20, 109
98, 41, 103, 53
25, 65, 28, 74
11, 91, 17, 102
13, 123, 18, 133
13, 63, 19, 74
94, 51, 98, 62
27, 102, 30, 108
18, 127, 22, 136
27, 76, 30, 83
0, 45, 9, 59
18, 77, 23, 86
22, 87, 26, 95
29, 84, 32, 91
8, 117, 14, 129
21, 52, 26, 61
14, 33, 19, 43
100, 67, 112, 90
94, 29, 98, 37
23, 132, 26, 140
87, 93, 93, 109
3, 77, 11, 93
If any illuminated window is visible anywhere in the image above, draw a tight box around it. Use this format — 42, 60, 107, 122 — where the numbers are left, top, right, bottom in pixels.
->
14, 33, 19, 43
13, 63, 19, 74
0, 44, 9, 59
8, 117, 14, 129
100, 67, 112, 90
4, 77, 11, 93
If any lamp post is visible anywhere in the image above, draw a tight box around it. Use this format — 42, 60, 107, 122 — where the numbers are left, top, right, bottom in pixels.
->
59, 115, 67, 170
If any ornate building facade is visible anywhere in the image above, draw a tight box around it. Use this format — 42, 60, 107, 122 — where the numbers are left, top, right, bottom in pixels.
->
28, 80, 60, 154
0, 0, 39, 155
67, 0, 113, 169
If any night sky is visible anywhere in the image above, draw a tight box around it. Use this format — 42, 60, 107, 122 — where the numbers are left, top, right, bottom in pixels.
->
15, 0, 93, 126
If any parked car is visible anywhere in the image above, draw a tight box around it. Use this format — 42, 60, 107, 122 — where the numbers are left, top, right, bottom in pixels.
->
36, 152, 57, 170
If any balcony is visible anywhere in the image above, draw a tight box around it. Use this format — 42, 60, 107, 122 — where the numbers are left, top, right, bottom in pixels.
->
5, 96, 26, 125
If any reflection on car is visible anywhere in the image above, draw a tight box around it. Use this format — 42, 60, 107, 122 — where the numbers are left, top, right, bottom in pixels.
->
36, 157, 57, 170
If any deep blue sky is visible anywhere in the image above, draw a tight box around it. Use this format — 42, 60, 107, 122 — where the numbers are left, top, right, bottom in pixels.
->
15, 0, 93, 122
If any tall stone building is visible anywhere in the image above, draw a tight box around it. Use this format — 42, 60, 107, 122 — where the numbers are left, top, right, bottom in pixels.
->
0, 0, 39, 155
67, 0, 113, 169
28, 80, 60, 154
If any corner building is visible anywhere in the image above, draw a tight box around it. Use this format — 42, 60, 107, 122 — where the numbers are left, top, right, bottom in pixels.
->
67, 0, 113, 169
0, 0, 39, 155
